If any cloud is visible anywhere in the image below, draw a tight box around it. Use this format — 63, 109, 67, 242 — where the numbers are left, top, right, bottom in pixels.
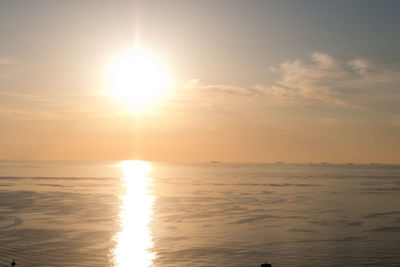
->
0, 108, 58, 121
183, 53, 400, 108
182, 79, 262, 97
268, 52, 400, 107
0, 90, 51, 102
269, 53, 348, 105
0, 57, 17, 79
320, 117, 338, 125
0, 89, 113, 121
166, 52, 400, 117
0, 57, 14, 65
348, 58, 370, 74
312, 52, 339, 69
201, 84, 262, 97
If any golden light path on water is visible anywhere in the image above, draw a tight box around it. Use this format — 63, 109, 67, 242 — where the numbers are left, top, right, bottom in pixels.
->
113, 160, 155, 267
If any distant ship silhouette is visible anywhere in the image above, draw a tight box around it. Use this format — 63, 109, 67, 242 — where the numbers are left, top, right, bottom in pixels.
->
369, 162, 381, 166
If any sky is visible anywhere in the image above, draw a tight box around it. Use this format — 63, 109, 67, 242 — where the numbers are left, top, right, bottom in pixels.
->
1, 0, 400, 163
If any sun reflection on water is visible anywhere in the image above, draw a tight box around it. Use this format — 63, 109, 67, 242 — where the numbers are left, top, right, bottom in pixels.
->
113, 160, 155, 267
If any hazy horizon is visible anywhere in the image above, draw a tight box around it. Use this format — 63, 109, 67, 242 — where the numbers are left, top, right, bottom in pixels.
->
0, 159, 398, 166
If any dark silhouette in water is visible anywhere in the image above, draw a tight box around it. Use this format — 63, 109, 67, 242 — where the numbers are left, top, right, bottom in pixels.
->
11, 258, 16, 266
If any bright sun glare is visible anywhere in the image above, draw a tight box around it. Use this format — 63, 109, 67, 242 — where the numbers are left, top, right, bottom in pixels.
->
108, 47, 170, 113
114, 160, 155, 266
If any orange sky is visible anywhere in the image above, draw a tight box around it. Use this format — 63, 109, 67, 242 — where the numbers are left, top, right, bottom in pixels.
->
1, 1, 400, 163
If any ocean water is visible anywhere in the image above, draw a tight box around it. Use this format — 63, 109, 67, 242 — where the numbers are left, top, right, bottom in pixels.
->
1, 160, 400, 266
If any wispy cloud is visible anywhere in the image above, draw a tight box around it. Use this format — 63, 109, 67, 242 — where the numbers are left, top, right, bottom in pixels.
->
320, 117, 338, 125
182, 79, 262, 97
268, 52, 347, 105
0, 57, 14, 65
0, 90, 101, 103
0, 90, 52, 102
184, 52, 400, 111
268, 52, 400, 107
0, 107, 59, 121
0, 57, 17, 79
348, 58, 370, 75
0, 89, 112, 121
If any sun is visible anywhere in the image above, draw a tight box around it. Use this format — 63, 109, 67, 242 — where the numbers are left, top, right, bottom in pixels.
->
107, 47, 170, 113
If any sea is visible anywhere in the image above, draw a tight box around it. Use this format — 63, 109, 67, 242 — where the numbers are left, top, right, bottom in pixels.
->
0, 160, 400, 267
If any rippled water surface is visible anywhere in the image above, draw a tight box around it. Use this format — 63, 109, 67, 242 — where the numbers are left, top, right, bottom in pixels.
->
1, 160, 400, 266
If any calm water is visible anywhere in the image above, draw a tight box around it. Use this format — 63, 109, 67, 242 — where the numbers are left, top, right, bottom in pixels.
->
1, 160, 400, 266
